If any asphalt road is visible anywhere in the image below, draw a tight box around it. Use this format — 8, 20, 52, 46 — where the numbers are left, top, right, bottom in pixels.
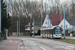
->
19, 37, 75, 50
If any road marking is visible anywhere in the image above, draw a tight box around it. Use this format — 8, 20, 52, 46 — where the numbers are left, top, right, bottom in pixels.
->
32, 43, 36, 45
53, 46, 75, 49
15, 41, 18, 42
65, 46, 75, 49
10, 41, 13, 42
26, 40, 29, 42
30, 41, 36, 45
30, 41, 35, 43
20, 46, 24, 48
40, 47, 46, 50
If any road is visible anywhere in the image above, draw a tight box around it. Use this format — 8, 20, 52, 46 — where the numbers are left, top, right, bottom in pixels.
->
19, 37, 75, 50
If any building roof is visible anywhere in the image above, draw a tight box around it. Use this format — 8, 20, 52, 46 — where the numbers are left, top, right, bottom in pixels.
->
49, 14, 64, 26
66, 18, 75, 25
25, 22, 41, 27
34, 22, 41, 26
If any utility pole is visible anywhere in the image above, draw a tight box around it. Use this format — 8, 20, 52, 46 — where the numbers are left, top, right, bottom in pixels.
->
0, 0, 1, 40
6, 0, 8, 39
17, 21, 18, 37
0, 0, 1, 32
40, 10, 43, 37
19, 15, 20, 36
64, 7, 65, 39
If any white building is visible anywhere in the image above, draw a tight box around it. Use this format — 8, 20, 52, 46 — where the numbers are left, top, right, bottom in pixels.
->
59, 18, 75, 33
41, 14, 64, 30
25, 22, 41, 33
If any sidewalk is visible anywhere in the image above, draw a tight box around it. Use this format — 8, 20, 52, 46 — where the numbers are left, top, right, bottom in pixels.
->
62, 36, 75, 39
34, 36, 75, 39
0, 38, 20, 50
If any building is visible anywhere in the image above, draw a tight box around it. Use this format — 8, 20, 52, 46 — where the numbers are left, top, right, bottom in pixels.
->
25, 21, 41, 34
41, 14, 64, 30
59, 18, 75, 33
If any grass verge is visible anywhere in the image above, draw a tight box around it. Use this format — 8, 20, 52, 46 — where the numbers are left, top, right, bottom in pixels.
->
54, 39, 75, 44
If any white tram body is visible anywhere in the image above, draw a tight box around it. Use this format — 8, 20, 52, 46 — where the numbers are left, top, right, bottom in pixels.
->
40, 26, 62, 39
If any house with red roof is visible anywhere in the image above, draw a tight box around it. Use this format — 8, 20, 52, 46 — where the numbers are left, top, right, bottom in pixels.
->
41, 14, 64, 29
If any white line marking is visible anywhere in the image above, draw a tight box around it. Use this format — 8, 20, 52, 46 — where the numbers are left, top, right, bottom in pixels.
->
65, 46, 75, 49
30, 42, 36, 45
40, 47, 46, 50
15, 41, 18, 42
20, 46, 24, 48
30, 41, 35, 43
26, 40, 29, 42
30, 41, 36, 45
32, 43, 36, 45
53, 46, 75, 49
10, 41, 13, 42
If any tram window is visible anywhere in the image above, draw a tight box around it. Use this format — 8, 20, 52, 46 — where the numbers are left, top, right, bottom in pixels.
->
55, 29, 61, 34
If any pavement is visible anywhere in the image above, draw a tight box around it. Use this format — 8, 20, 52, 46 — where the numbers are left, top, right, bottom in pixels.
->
0, 38, 20, 50
20, 37, 75, 50
62, 36, 75, 39
0, 36, 75, 50
34, 36, 75, 39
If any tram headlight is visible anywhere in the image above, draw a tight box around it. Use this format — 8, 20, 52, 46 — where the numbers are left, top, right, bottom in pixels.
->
55, 34, 57, 36
60, 34, 61, 36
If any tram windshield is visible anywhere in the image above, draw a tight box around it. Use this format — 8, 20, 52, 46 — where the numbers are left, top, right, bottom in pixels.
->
55, 29, 61, 34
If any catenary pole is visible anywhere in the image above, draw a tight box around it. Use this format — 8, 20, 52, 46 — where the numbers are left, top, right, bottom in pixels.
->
0, 0, 1, 40
64, 7, 65, 39
0, 0, 1, 32
6, 0, 8, 39
17, 21, 18, 37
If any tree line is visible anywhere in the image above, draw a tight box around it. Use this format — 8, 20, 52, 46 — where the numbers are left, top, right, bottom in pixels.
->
6, 0, 75, 33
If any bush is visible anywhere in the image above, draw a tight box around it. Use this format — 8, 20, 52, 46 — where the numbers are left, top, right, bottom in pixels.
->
2, 28, 6, 40
71, 31, 75, 34
30, 33, 38, 36
30, 30, 41, 36
0, 32, 2, 40
73, 34, 75, 36
37, 30, 40, 35
62, 33, 70, 36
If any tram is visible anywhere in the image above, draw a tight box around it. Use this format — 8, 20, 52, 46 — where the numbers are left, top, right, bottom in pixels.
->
41, 26, 62, 39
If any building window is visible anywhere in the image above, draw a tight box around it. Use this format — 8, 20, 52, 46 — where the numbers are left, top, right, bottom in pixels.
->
61, 25, 63, 27
45, 22, 47, 24
66, 25, 67, 28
